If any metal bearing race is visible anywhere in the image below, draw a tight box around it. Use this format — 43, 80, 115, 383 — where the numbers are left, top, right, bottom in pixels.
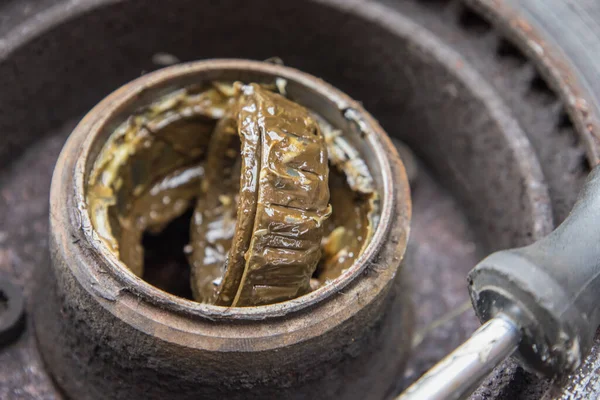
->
37, 60, 412, 400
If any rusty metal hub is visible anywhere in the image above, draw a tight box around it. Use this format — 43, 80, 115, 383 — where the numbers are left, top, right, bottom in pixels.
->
37, 60, 411, 400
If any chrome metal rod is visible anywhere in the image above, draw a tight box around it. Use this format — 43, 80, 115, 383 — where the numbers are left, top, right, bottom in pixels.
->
397, 316, 521, 400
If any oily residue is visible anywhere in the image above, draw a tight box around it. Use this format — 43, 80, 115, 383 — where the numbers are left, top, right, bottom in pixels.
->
87, 81, 379, 306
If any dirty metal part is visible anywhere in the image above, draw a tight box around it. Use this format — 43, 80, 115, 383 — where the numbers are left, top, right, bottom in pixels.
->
382, 0, 591, 225
391, 1, 600, 398
190, 84, 332, 307
119, 163, 205, 279
398, 315, 520, 400
403, 164, 600, 400
469, 0, 600, 166
86, 85, 225, 276
38, 60, 411, 400
317, 168, 376, 284
0, 0, 598, 399
469, 164, 600, 375
374, 1, 599, 397
85, 77, 374, 307
0, 278, 25, 347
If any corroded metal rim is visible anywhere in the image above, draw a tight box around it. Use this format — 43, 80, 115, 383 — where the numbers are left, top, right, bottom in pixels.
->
467, 0, 600, 165
66, 59, 408, 321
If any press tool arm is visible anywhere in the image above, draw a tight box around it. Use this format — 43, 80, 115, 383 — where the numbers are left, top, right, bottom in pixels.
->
399, 164, 600, 400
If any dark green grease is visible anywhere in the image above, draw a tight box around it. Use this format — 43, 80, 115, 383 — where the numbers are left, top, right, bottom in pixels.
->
87, 82, 378, 306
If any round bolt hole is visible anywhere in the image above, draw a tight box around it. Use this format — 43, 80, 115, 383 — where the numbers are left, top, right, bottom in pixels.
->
0, 279, 25, 347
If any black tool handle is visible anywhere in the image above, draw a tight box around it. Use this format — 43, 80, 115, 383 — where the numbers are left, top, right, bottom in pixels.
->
469, 164, 600, 376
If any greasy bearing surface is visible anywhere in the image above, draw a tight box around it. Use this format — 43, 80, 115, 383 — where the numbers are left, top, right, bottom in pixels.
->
190, 84, 331, 306
85, 77, 377, 308
87, 85, 229, 276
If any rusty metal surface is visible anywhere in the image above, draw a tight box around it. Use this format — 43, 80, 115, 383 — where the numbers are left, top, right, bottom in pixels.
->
398, 169, 483, 389
0, 0, 599, 398
454, 1, 600, 398
36, 60, 413, 400
374, 1, 600, 397
381, 0, 589, 225
0, 126, 69, 399
472, 0, 600, 166
547, 335, 600, 399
